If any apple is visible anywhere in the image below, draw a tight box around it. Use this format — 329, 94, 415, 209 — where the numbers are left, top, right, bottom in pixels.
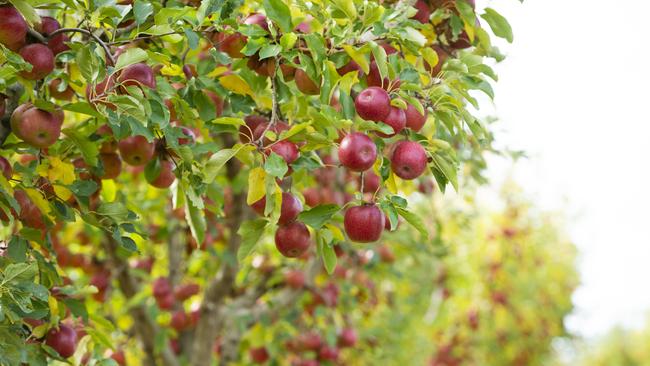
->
344, 203, 385, 243
360, 171, 380, 193
284, 269, 306, 289
275, 221, 311, 258
178, 126, 196, 145
280, 62, 296, 81
170, 310, 190, 331
249, 346, 270, 363
366, 60, 400, 90
183, 64, 198, 79
355, 87, 391, 121
215, 31, 247, 58
413, 0, 432, 23
109, 350, 126, 366
118, 135, 155, 166
247, 53, 276, 77
117, 62, 156, 89
0, 156, 12, 179
318, 345, 339, 362
97, 124, 118, 153
19, 44, 55, 80
174, 283, 200, 301
404, 103, 427, 131
39, 16, 69, 55
252, 120, 290, 146
240, 115, 268, 143
147, 159, 176, 189
45, 324, 77, 358
377, 244, 395, 262
86, 75, 116, 108
99, 153, 122, 180
252, 192, 303, 225
0, 6, 27, 51
390, 141, 428, 180
48, 79, 75, 100
377, 106, 406, 137
268, 140, 299, 164
13, 189, 46, 230
10, 103, 63, 148
153, 277, 172, 298
294, 69, 320, 95
243, 13, 269, 32
337, 328, 358, 348
298, 332, 323, 351
338, 132, 377, 172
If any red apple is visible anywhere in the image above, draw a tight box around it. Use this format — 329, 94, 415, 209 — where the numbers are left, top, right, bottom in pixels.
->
294, 69, 320, 95
268, 140, 299, 164
252, 192, 303, 225
318, 345, 339, 362
117, 62, 156, 89
275, 221, 311, 258
0, 156, 12, 179
360, 171, 380, 193
99, 153, 122, 179
174, 283, 200, 301
249, 346, 270, 363
405, 103, 427, 131
377, 106, 406, 137
0, 6, 27, 51
390, 141, 428, 180
39, 16, 69, 55
284, 269, 306, 289
45, 324, 77, 358
118, 136, 155, 166
344, 203, 385, 243
243, 13, 269, 32
148, 159, 176, 189
337, 328, 358, 348
355, 87, 391, 121
19, 44, 55, 80
338, 132, 377, 172
10, 103, 63, 148
49, 79, 75, 100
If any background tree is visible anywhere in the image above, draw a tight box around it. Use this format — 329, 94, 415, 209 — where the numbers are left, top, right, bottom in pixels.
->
0, 0, 523, 365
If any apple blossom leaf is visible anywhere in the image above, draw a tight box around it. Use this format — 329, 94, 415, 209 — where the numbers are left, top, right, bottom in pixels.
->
481, 8, 513, 43
299, 205, 340, 230
237, 219, 268, 262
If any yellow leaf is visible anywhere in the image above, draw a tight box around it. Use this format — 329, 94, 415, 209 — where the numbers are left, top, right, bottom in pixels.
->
326, 224, 345, 242
0, 174, 13, 194
101, 179, 117, 202
207, 66, 232, 78
48, 296, 59, 323
386, 171, 398, 194
342, 45, 370, 75
247, 168, 267, 205
160, 63, 183, 76
48, 157, 75, 185
219, 74, 253, 96
53, 185, 72, 201
25, 188, 52, 219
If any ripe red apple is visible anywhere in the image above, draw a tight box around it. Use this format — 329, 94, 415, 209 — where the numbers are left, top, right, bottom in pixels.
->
247, 53, 276, 77
377, 106, 406, 137
99, 153, 122, 180
0, 6, 27, 51
249, 346, 270, 363
284, 269, 306, 289
252, 120, 289, 146
344, 203, 385, 243
10, 103, 63, 148
413, 0, 432, 23
39, 16, 69, 55
0, 156, 12, 179
45, 324, 77, 358
109, 350, 126, 366
338, 132, 377, 172
11, 189, 45, 230
239, 115, 268, 143
377, 244, 395, 262
298, 332, 323, 351
390, 141, 428, 180
355, 87, 391, 121
19, 44, 55, 80
49, 79, 75, 100
243, 13, 269, 32
318, 345, 339, 362
268, 140, 299, 164
275, 221, 311, 258
337, 328, 358, 348
178, 126, 196, 145
118, 136, 155, 166
405, 103, 427, 131
153, 277, 172, 298
174, 283, 200, 301
170, 310, 190, 331
294, 69, 320, 95
252, 192, 303, 225
215, 32, 246, 58
148, 159, 176, 189
117, 62, 156, 89
360, 171, 380, 193
97, 124, 118, 153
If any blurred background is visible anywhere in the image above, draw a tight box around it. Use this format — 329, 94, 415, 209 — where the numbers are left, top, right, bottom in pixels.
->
476, 0, 650, 363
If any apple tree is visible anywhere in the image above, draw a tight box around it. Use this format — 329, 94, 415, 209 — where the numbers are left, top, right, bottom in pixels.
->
0, 0, 517, 365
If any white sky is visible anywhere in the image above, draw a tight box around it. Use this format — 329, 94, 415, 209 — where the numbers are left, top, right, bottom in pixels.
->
478, 0, 650, 338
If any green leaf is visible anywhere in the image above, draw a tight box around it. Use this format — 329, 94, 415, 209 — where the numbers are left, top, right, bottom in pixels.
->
133, 0, 153, 26
299, 204, 340, 230
9, 0, 40, 26
430, 154, 458, 191
264, 152, 288, 177
396, 207, 428, 239
62, 102, 103, 118
144, 157, 161, 183
62, 128, 99, 166
97, 202, 129, 223
370, 42, 388, 85
184, 29, 200, 50
193, 89, 217, 121
2, 262, 37, 284
259, 44, 282, 60
481, 8, 514, 43
320, 240, 337, 275
280, 32, 298, 50
203, 148, 239, 183
62, 298, 88, 323
114, 48, 148, 71
185, 198, 206, 248
263, 0, 292, 33
76, 46, 99, 82
237, 219, 268, 262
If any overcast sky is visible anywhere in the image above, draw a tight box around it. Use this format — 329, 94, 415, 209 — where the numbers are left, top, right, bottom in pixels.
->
477, 0, 650, 338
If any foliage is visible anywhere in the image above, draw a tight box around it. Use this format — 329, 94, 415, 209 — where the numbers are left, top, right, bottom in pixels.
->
0, 0, 522, 364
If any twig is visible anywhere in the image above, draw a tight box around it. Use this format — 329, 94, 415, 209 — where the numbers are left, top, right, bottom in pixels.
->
254, 66, 281, 146
48, 28, 115, 66
26, 28, 47, 44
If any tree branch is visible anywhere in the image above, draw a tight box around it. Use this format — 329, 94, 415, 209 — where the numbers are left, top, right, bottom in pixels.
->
103, 238, 180, 366
48, 28, 115, 66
